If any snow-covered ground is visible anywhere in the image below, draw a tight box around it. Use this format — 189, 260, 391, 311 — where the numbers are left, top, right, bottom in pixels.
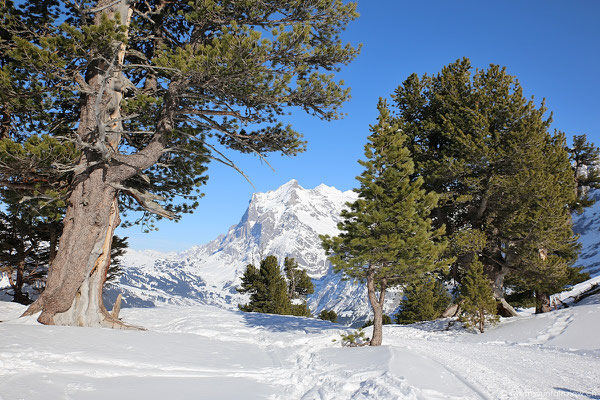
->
1, 291, 599, 400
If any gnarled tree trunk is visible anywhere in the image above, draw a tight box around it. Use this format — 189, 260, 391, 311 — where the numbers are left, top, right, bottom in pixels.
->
367, 270, 386, 347
23, 170, 135, 328
487, 264, 519, 317
535, 291, 551, 314
21, 0, 149, 328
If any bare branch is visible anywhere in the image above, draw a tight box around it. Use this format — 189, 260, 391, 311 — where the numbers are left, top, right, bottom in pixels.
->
196, 114, 275, 172
204, 143, 255, 189
84, 0, 123, 14
110, 183, 176, 219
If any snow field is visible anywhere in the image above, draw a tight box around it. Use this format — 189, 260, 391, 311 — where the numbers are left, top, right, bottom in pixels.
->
1, 296, 599, 400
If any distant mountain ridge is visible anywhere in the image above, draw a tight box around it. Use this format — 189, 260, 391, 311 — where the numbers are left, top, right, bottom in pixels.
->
107, 180, 400, 324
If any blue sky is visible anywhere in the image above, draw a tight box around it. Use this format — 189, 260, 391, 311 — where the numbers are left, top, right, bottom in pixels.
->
118, 0, 600, 252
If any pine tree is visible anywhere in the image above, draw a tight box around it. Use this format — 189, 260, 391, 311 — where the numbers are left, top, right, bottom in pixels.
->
392, 59, 582, 316
322, 101, 448, 346
262, 257, 291, 315
284, 257, 314, 298
459, 258, 498, 333
237, 264, 260, 312
1, 0, 359, 327
318, 309, 338, 323
396, 277, 450, 325
238, 256, 290, 315
289, 303, 312, 317
238, 255, 315, 316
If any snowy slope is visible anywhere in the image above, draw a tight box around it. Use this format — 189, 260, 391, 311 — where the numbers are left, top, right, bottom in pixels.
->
108, 180, 398, 324
1, 293, 599, 400
573, 189, 600, 277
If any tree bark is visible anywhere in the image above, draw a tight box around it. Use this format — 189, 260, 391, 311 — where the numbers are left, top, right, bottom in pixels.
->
478, 308, 484, 333
23, 170, 137, 328
110, 293, 123, 319
11, 259, 30, 305
442, 303, 461, 318
367, 270, 386, 346
486, 264, 519, 317
535, 291, 551, 314
48, 225, 58, 265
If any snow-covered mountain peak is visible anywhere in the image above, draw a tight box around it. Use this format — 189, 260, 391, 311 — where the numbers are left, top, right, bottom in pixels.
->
241, 180, 355, 241
111, 181, 370, 320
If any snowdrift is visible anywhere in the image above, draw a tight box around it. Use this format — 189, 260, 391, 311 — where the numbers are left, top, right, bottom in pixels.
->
1, 289, 599, 399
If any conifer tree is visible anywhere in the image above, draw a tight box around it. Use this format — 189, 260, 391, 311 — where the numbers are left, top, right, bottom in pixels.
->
238, 256, 290, 315
392, 59, 582, 316
284, 257, 314, 298
237, 264, 260, 312
459, 258, 498, 333
0, 0, 359, 327
322, 101, 448, 346
0, 206, 51, 304
396, 277, 450, 325
238, 255, 314, 316
318, 309, 338, 323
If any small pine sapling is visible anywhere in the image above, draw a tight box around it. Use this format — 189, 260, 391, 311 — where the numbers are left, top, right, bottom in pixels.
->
396, 278, 451, 324
318, 309, 338, 323
459, 259, 499, 333
338, 328, 369, 347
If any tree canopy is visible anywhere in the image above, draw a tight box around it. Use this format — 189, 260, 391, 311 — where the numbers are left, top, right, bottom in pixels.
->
391, 58, 584, 315
0, 0, 360, 225
0, 0, 359, 327
322, 101, 448, 345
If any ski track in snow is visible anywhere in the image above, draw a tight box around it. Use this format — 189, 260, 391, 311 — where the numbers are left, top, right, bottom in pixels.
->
1, 299, 599, 400
395, 337, 598, 400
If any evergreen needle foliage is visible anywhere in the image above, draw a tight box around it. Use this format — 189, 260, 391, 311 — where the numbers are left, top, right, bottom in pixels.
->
318, 309, 338, 323
0, 0, 360, 225
322, 101, 448, 346
569, 134, 600, 212
392, 58, 586, 313
284, 257, 314, 298
238, 255, 311, 317
0, 0, 359, 326
459, 258, 498, 333
396, 277, 450, 325
338, 328, 369, 347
